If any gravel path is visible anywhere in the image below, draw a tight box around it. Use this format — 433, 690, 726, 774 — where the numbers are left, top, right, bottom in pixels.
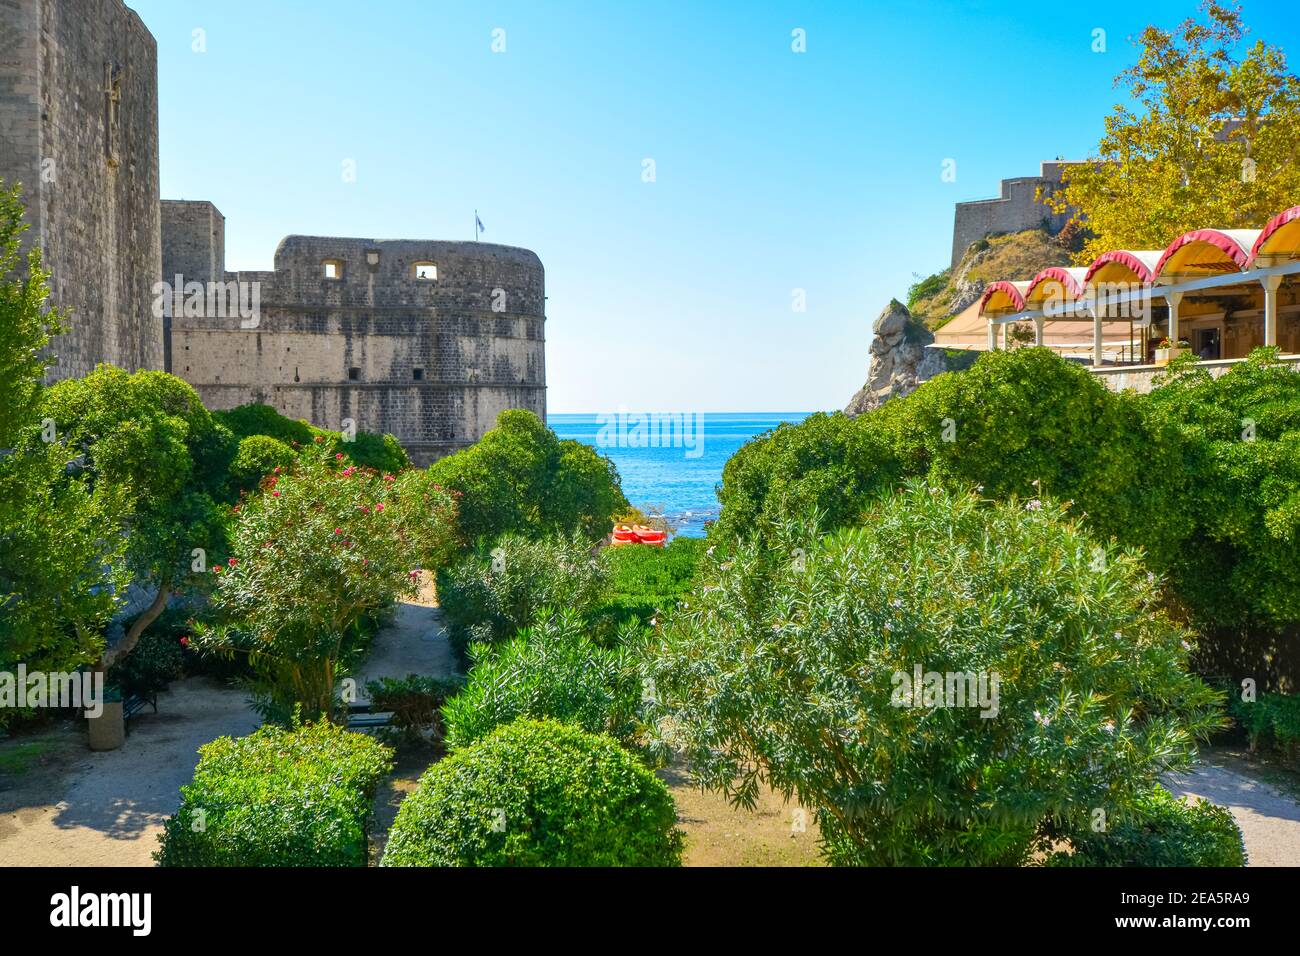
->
0, 584, 453, 868
1167, 754, 1300, 867
356, 575, 456, 694
0, 676, 259, 866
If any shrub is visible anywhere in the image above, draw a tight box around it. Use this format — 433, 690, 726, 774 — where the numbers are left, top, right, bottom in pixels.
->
227, 434, 296, 496
427, 409, 627, 543
214, 403, 314, 447
1230, 691, 1300, 764
214, 402, 409, 474
588, 536, 707, 633
647, 483, 1224, 866
1049, 786, 1246, 867
1145, 350, 1300, 644
436, 532, 608, 662
382, 719, 682, 867
155, 721, 393, 867
192, 447, 447, 717
334, 430, 408, 475
441, 610, 642, 750
713, 410, 901, 543
106, 626, 184, 700
365, 674, 463, 743
715, 347, 1300, 680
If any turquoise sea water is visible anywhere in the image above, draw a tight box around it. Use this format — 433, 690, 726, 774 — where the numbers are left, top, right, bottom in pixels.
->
548, 412, 812, 537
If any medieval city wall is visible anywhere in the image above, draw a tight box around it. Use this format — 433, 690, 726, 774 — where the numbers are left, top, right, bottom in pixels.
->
0, 0, 162, 379
164, 213, 548, 464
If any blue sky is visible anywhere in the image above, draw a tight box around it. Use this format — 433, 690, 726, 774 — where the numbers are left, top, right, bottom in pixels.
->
131, 1, 1300, 413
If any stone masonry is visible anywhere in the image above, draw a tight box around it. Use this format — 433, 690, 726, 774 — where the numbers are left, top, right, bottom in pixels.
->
0, 0, 163, 379
950, 161, 1074, 270
163, 201, 547, 465
1, 1, 548, 463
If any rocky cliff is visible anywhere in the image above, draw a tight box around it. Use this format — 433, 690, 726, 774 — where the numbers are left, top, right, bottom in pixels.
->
843, 301, 947, 416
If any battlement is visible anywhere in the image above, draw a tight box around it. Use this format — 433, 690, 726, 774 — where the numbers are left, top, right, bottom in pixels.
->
163, 212, 548, 465
950, 162, 1079, 269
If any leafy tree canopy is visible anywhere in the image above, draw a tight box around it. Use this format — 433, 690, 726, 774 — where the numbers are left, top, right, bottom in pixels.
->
1048, 2, 1300, 262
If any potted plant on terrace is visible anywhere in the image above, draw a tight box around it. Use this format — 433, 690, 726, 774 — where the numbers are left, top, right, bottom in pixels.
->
1154, 338, 1190, 365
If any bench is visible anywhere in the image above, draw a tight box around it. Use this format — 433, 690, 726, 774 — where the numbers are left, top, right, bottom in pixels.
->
122, 691, 157, 731
345, 702, 393, 731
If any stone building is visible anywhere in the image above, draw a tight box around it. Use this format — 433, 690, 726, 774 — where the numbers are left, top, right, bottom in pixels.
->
163, 201, 547, 465
950, 161, 1075, 270
0, 0, 163, 379
0, 0, 547, 463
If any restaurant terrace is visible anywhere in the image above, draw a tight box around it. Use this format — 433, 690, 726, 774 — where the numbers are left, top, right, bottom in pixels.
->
934, 205, 1300, 388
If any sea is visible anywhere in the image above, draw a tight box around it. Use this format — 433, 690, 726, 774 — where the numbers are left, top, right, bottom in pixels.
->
548, 412, 812, 537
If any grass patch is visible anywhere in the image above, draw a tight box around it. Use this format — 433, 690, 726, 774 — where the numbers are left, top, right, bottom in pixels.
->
0, 741, 55, 777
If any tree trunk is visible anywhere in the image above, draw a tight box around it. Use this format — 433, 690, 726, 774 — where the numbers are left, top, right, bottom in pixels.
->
102, 579, 171, 668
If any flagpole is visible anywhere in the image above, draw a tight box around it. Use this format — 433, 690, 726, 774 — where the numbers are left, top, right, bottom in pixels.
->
474, 209, 477, 242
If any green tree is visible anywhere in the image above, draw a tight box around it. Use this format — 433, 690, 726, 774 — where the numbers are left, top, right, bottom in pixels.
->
649, 485, 1223, 865
1046, 2, 1300, 262
193, 448, 456, 717
44, 367, 234, 666
427, 409, 628, 543
0, 182, 128, 685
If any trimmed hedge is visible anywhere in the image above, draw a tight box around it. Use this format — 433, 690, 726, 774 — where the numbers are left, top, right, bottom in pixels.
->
382, 719, 682, 867
155, 721, 393, 867
1051, 786, 1246, 867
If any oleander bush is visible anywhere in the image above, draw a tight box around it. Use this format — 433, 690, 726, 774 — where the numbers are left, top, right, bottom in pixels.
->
436, 531, 608, 663
647, 483, 1224, 866
382, 719, 682, 867
192, 447, 450, 718
155, 721, 393, 867
441, 610, 642, 750
1049, 786, 1246, 867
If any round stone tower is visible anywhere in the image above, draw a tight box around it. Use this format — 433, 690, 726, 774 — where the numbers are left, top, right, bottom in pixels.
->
164, 204, 547, 465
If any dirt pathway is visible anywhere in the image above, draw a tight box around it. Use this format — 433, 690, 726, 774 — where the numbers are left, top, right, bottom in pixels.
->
1166, 751, 1300, 867
0, 677, 258, 866
356, 574, 457, 695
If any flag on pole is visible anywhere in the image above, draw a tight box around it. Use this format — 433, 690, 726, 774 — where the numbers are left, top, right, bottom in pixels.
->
475, 211, 485, 237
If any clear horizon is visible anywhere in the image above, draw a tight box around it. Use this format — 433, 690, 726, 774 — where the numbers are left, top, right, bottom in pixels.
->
130, 0, 1300, 413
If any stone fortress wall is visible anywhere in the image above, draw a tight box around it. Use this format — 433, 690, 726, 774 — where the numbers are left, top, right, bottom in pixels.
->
163, 201, 547, 465
0, 0, 547, 465
950, 161, 1074, 270
0, 0, 162, 379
